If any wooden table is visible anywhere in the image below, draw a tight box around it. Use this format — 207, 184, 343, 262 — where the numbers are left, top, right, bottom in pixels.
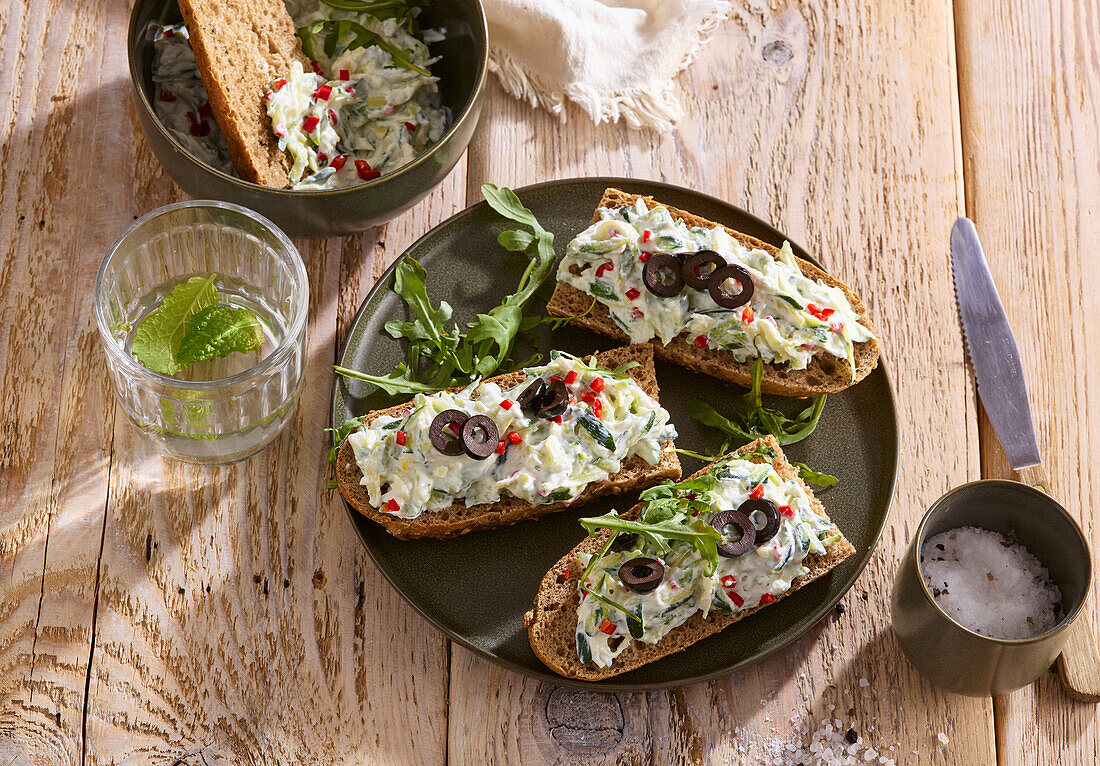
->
2, 0, 1097, 763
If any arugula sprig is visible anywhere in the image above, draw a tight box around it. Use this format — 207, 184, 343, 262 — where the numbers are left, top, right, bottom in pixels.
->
686, 357, 826, 447
297, 19, 430, 76
334, 184, 558, 399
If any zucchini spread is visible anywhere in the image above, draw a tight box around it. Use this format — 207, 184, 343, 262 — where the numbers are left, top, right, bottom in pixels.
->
347, 353, 676, 520
556, 198, 876, 371
150, 0, 446, 189
574, 453, 843, 668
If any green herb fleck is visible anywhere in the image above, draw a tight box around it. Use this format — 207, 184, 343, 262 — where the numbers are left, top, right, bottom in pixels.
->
794, 462, 839, 488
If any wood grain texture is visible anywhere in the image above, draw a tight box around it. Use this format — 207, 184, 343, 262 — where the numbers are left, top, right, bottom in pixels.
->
449, 0, 993, 762
955, 0, 1100, 758
0, 0, 131, 762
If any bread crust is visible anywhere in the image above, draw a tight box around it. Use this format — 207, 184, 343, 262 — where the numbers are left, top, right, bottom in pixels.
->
524, 435, 856, 681
337, 344, 682, 539
546, 188, 881, 397
177, 0, 307, 187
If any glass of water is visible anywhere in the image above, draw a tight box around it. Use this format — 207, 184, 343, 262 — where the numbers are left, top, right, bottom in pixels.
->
95, 200, 308, 464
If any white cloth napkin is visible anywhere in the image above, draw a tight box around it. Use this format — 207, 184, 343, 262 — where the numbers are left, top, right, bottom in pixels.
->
483, 0, 732, 132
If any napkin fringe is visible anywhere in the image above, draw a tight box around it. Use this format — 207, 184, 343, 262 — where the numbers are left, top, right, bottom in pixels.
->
488, 0, 731, 132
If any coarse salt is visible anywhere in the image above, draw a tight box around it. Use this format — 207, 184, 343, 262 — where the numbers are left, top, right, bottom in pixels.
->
921, 526, 1062, 639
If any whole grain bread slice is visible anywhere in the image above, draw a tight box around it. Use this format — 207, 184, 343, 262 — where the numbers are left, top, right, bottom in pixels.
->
336, 344, 682, 540
177, 0, 307, 187
546, 188, 881, 397
524, 435, 856, 681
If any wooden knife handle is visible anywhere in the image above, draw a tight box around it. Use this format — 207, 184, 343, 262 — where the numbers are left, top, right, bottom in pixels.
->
1014, 463, 1100, 702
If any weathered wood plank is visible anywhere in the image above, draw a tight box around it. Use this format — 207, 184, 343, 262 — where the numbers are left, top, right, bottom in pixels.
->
448, 0, 993, 762
955, 0, 1100, 760
0, 1, 133, 762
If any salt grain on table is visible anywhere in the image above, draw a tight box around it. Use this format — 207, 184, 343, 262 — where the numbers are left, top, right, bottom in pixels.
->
920, 526, 1061, 638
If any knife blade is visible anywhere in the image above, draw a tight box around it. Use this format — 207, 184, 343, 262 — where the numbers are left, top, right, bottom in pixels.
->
950, 217, 1042, 469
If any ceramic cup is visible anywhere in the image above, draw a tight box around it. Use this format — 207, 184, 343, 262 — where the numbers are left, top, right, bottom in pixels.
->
891, 480, 1092, 697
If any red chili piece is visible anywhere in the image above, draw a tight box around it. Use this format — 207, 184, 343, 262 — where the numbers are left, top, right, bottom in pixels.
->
404, 121, 417, 132
594, 261, 614, 278
311, 61, 324, 76
631, 308, 644, 318
312, 84, 333, 101
316, 152, 328, 166
760, 593, 775, 605
494, 439, 506, 454
749, 484, 765, 499
500, 398, 514, 410
507, 431, 522, 446
693, 335, 709, 348
591, 399, 603, 419
330, 154, 348, 171
447, 421, 462, 437
581, 392, 596, 404
642, 229, 652, 242
807, 303, 835, 321
302, 115, 320, 133
395, 430, 407, 446
160, 90, 177, 103
564, 370, 578, 386
779, 505, 794, 517
163, 28, 175, 38
339, 69, 350, 81
198, 101, 212, 118
721, 575, 737, 588
638, 252, 650, 262
625, 287, 641, 301
590, 377, 605, 393
328, 108, 339, 126
729, 591, 744, 608
355, 160, 381, 180
272, 78, 288, 91
599, 619, 616, 635
552, 415, 563, 424
384, 499, 400, 513
742, 307, 754, 323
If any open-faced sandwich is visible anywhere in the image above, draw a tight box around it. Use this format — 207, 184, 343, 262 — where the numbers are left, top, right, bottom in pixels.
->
160, 0, 446, 189
336, 344, 681, 540
525, 435, 855, 680
547, 189, 880, 395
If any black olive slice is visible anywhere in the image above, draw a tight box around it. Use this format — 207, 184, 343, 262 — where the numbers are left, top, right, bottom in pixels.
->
517, 378, 548, 416
610, 532, 639, 552
642, 253, 685, 297
707, 264, 755, 309
618, 557, 665, 593
428, 409, 469, 455
738, 498, 780, 546
461, 414, 499, 460
681, 250, 726, 290
711, 509, 756, 557
536, 378, 569, 418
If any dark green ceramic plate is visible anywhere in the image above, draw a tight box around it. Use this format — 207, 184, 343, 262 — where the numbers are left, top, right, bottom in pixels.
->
333, 178, 898, 690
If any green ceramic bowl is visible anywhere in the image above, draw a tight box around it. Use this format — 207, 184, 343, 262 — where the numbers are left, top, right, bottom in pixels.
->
127, 0, 487, 239
891, 480, 1092, 697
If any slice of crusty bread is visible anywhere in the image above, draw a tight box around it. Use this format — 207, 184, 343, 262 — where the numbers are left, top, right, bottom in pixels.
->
546, 188, 881, 397
336, 344, 682, 540
177, 0, 308, 187
524, 434, 856, 681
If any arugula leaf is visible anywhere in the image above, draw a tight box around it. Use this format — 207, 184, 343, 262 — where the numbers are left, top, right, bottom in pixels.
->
176, 306, 264, 366
320, 0, 423, 20
297, 19, 430, 76
687, 358, 827, 446
794, 462, 839, 488
580, 511, 722, 576
131, 275, 218, 375
326, 415, 368, 465
333, 184, 560, 397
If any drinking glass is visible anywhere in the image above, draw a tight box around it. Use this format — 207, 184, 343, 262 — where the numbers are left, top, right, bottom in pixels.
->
95, 200, 308, 464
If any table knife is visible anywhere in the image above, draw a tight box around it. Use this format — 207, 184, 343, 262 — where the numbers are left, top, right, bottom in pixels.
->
951, 217, 1100, 701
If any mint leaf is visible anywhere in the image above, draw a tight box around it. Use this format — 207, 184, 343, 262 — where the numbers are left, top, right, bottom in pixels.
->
176, 305, 264, 366
131, 275, 218, 375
